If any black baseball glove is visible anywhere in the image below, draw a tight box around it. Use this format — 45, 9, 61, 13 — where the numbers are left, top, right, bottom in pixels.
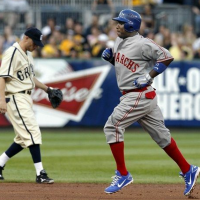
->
47, 87, 63, 108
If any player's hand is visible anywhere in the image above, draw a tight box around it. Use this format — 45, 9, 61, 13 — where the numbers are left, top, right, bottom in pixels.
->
133, 74, 153, 88
101, 48, 113, 62
0, 99, 7, 114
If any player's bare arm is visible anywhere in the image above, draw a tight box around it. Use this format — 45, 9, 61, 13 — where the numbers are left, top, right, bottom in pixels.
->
33, 77, 48, 92
33, 77, 63, 108
0, 77, 7, 114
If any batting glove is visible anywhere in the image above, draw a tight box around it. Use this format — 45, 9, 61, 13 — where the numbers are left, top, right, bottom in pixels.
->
101, 48, 113, 62
133, 74, 153, 88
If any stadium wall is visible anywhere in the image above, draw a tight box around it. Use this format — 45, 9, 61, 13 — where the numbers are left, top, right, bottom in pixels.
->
0, 59, 200, 128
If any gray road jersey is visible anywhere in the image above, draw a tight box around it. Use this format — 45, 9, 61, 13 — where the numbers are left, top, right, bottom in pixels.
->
113, 34, 173, 92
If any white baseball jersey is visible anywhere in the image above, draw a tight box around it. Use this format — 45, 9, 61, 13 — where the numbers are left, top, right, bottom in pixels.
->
113, 34, 173, 91
0, 42, 41, 148
0, 42, 35, 94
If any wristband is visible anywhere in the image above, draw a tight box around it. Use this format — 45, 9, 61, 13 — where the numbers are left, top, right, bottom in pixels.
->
145, 73, 153, 84
153, 62, 167, 74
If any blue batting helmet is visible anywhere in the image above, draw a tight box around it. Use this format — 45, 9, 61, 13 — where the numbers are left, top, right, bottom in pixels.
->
112, 9, 141, 32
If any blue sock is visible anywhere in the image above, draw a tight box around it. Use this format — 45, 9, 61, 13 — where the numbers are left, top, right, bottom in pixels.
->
29, 144, 41, 163
5, 142, 23, 158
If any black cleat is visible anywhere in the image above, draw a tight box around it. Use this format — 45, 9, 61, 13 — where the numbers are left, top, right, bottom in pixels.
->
0, 166, 4, 180
36, 169, 54, 184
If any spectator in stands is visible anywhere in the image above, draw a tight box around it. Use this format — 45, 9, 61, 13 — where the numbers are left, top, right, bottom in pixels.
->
131, 0, 143, 6
169, 34, 193, 60
41, 35, 60, 58
103, 19, 118, 41
154, 25, 171, 49
1, 26, 18, 53
123, 0, 143, 6
146, 31, 155, 40
3, 0, 33, 29
31, 48, 42, 58
192, 0, 200, 34
106, 40, 114, 49
182, 24, 196, 46
84, 14, 103, 37
192, 33, 200, 58
138, 21, 149, 37
67, 34, 91, 59
91, 0, 115, 26
87, 27, 100, 47
1, 3, 198, 60
141, 3, 155, 32
80, 50, 92, 59
162, 27, 171, 49
123, 0, 162, 6
154, 33, 164, 46
72, 35, 85, 58
61, 18, 75, 36
59, 33, 74, 57
41, 17, 60, 43
91, 33, 108, 57
69, 47, 78, 58
74, 22, 85, 39
73, 22, 90, 56
51, 29, 64, 47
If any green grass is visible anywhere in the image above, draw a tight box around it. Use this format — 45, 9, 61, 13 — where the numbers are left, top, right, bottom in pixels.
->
0, 128, 200, 183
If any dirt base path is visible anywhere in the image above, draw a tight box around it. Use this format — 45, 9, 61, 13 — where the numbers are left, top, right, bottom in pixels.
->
0, 183, 199, 200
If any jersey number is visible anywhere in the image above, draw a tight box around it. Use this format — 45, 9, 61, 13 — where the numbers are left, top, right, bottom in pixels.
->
17, 67, 30, 81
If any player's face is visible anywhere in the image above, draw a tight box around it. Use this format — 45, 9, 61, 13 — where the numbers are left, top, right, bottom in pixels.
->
26, 38, 38, 52
115, 22, 130, 39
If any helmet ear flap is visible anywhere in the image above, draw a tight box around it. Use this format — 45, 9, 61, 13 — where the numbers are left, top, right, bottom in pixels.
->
124, 22, 134, 33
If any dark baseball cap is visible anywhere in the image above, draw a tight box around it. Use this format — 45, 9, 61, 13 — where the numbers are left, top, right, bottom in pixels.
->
24, 27, 44, 47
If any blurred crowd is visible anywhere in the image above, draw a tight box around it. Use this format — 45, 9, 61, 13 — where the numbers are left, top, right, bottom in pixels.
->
0, 0, 200, 60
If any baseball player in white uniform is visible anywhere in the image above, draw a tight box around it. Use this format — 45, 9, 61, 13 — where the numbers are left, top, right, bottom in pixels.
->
102, 9, 200, 196
0, 27, 54, 183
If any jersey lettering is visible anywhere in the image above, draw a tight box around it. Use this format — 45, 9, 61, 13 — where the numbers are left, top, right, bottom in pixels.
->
115, 52, 139, 73
131, 63, 139, 73
116, 53, 120, 63
120, 54, 125, 64
24, 67, 30, 78
17, 71, 24, 81
17, 67, 30, 81
124, 58, 129, 66
127, 60, 134, 69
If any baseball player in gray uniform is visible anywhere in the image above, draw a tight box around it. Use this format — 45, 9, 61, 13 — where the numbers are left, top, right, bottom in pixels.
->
0, 27, 54, 183
102, 9, 199, 196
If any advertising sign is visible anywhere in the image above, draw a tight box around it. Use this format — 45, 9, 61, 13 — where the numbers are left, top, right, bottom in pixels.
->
1, 59, 200, 127
153, 61, 200, 126
32, 59, 111, 127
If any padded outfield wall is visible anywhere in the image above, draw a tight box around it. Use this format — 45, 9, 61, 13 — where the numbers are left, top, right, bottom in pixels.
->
0, 59, 200, 127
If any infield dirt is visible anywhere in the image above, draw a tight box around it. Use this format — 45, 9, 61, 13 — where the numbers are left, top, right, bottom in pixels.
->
0, 183, 199, 200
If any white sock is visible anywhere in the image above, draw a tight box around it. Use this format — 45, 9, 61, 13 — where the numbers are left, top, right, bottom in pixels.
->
34, 162, 43, 176
0, 152, 10, 167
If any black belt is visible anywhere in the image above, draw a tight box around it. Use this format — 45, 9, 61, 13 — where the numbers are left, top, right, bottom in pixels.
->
19, 90, 32, 95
